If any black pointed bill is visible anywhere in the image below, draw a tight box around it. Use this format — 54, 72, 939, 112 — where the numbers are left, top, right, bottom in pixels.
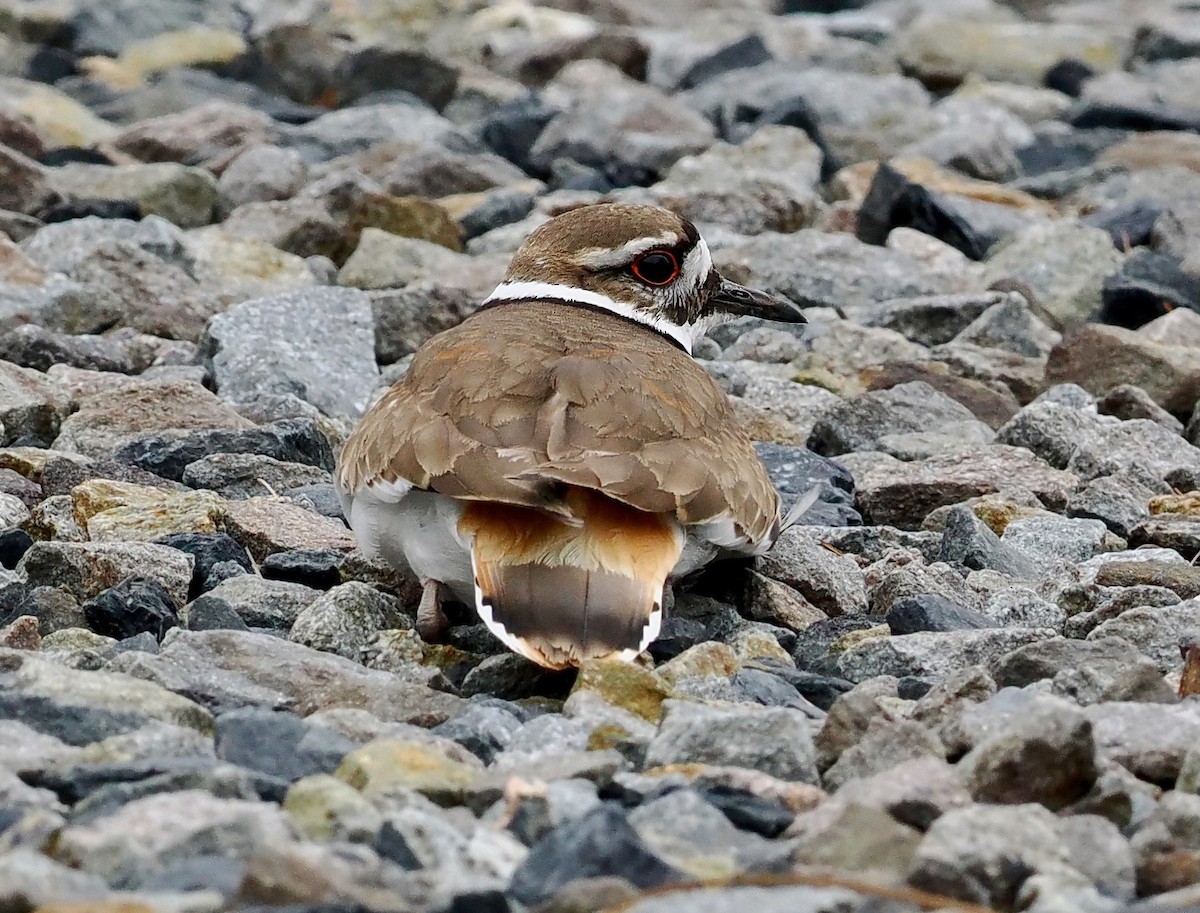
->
711, 276, 807, 324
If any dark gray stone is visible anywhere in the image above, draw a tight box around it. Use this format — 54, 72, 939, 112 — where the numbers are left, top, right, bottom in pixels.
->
886, 595, 991, 635
116, 418, 336, 482
938, 505, 1039, 578
809, 382, 992, 458
214, 707, 357, 783
82, 577, 179, 643
507, 804, 679, 907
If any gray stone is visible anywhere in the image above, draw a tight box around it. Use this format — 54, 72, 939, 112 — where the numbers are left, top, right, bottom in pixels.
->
220, 198, 344, 262
18, 541, 193, 607
836, 628, 1058, 684
982, 588, 1067, 632
627, 787, 780, 877
1067, 472, 1161, 539
1000, 516, 1113, 575
686, 64, 935, 167
338, 230, 475, 290
808, 381, 992, 457
991, 637, 1175, 704
199, 575, 321, 630
530, 60, 715, 180
1098, 384, 1185, 434
56, 789, 292, 883
1064, 585, 1183, 639
953, 292, 1063, 358
0, 850, 111, 907
108, 628, 464, 725
981, 222, 1124, 330
60, 240, 222, 340
813, 676, 905, 772
369, 282, 481, 364
715, 229, 973, 312
1088, 598, 1200, 672
868, 558, 985, 615
910, 665, 997, 733
18, 215, 185, 275
855, 446, 1077, 530
0, 144, 54, 216
1084, 702, 1200, 783
617, 885, 868, 913
289, 582, 405, 660
283, 103, 472, 163
1068, 420, 1200, 490
834, 755, 972, 830
844, 291, 1002, 348
938, 504, 1038, 578
0, 359, 66, 446
649, 125, 823, 234
823, 719, 944, 792
202, 287, 379, 420
908, 803, 1075, 909
47, 162, 218, 228
1046, 324, 1200, 418
0, 648, 212, 744
181, 452, 332, 500
755, 526, 867, 617
217, 144, 308, 213
958, 694, 1098, 810
644, 700, 819, 783
995, 401, 1116, 470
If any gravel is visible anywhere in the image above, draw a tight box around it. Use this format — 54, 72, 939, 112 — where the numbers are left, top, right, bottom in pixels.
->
0, 0, 1197, 909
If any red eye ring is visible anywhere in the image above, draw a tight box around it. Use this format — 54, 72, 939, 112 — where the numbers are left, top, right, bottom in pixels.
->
630, 250, 680, 286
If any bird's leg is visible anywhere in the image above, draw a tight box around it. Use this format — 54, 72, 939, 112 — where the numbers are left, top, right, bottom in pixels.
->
417, 578, 450, 643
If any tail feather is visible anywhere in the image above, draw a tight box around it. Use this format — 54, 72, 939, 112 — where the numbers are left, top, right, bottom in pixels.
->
474, 560, 662, 669
459, 489, 680, 669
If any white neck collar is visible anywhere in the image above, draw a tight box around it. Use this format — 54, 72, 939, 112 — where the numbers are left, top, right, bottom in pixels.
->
482, 280, 694, 354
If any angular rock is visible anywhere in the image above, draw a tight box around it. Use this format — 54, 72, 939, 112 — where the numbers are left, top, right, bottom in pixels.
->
0, 649, 212, 745
908, 803, 1074, 909
202, 287, 379, 420
82, 577, 179, 643
938, 504, 1039, 578
117, 417, 336, 482
46, 162, 218, 228
855, 446, 1077, 529
644, 700, 819, 783
18, 541, 192, 607
508, 804, 679, 908
0, 358, 67, 447
181, 452, 331, 500
1084, 702, 1200, 783
1046, 324, 1200, 417
53, 380, 252, 457
649, 125, 822, 234
1089, 598, 1200, 672
289, 582, 405, 660
809, 381, 992, 457
886, 594, 991, 635
198, 575, 320, 630
1068, 420, 1200, 490
958, 694, 1098, 809
837, 628, 1057, 684
716, 229, 972, 313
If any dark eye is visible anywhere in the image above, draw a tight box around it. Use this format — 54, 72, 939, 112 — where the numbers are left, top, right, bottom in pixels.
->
630, 250, 679, 286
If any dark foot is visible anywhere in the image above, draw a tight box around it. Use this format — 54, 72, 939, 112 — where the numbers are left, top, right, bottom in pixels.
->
417, 578, 450, 643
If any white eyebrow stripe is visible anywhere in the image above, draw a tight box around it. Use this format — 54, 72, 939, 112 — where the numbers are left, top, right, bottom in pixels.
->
482, 280, 694, 353
680, 237, 712, 293
576, 232, 683, 269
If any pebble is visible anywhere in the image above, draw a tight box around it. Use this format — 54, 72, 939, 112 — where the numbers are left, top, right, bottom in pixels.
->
0, 0, 1196, 908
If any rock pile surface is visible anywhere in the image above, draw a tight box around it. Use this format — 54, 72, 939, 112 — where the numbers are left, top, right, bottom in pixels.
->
0, 0, 1199, 911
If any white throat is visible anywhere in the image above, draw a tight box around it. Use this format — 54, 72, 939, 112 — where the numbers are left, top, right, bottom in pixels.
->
482, 281, 697, 354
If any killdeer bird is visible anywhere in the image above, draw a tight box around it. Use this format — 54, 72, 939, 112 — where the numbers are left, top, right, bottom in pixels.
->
336, 203, 810, 669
